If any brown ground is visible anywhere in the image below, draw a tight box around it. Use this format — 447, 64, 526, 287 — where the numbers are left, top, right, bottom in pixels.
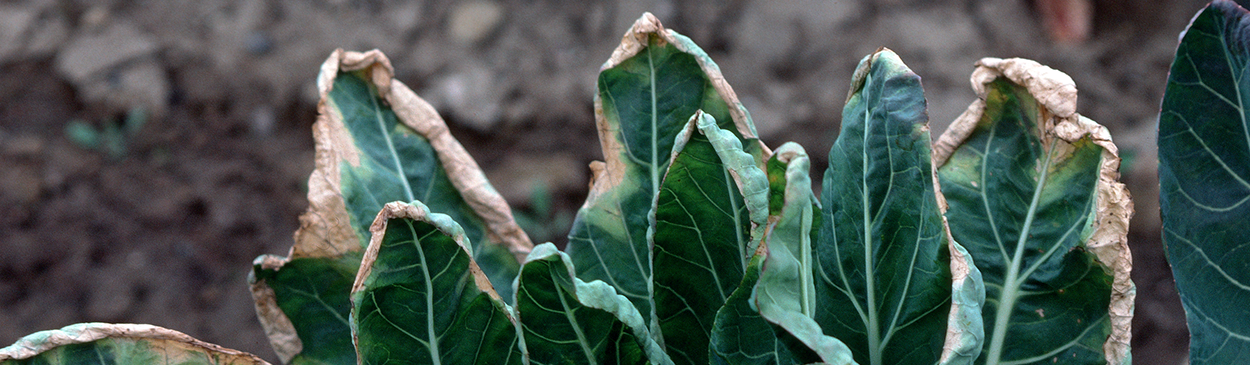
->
1, 0, 1199, 363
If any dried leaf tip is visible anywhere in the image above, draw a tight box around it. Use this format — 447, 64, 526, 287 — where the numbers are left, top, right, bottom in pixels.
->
605, 12, 665, 71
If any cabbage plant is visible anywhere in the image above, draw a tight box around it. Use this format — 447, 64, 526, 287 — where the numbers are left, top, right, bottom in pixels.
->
2, 12, 1133, 365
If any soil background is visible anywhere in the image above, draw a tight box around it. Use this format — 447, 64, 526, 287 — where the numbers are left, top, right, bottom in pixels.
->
0, 0, 1204, 363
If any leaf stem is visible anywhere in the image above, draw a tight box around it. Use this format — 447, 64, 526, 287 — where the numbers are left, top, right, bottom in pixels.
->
862, 87, 882, 365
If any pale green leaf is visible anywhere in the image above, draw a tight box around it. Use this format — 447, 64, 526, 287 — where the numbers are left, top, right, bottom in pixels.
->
710, 254, 827, 365
710, 143, 857, 365
754, 143, 858, 365
755, 143, 817, 320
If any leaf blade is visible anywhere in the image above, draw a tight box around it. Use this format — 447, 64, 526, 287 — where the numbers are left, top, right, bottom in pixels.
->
936, 58, 1133, 365
250, 256, 357, 365
516, 243, 671, 365
814, 49, 955, 365
350, 201, 521, 365
1159, 1, 1250, 363
650, 111, 768, 364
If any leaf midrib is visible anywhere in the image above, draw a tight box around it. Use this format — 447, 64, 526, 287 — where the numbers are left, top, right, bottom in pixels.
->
726, 160, 748, 271
368, 84, 416, 203
984, 139, 1057, 365
553, 270, 599, 365
649, 38, 660, 203
644, 37, 661, 342
410, 222, 442, 365
860, 89, 882, 365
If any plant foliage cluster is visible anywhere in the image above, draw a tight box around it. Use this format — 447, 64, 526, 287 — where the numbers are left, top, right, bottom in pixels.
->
4, 1, 1250, 364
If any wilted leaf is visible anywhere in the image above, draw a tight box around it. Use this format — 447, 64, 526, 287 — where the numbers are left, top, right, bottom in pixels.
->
935, 57, 1133, 365
755, 143, 817, 323
515, 243, 671, 365
351, 201, 521, 365
250, 49, 531, 364
710, 143, 856, 365
0, 323, 268, 365
1159, 1, 1250, 363
564, 12, 766, 341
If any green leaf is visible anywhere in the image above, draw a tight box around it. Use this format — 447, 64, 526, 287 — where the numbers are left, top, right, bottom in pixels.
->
935, 58, 1133, 364
813, 49, 960, 365
1159, 1, 1250, 363
251, 50, 531, 364
650, 111, 768, 364
351, 201, 521, 365
709, 254, 826, 365
515, 243, 671, 365
564, 13, 763, 338
250, 256, 357, 365
0, 323, 268, 365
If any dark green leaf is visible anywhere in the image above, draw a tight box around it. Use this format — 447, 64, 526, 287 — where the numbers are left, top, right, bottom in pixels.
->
351, 201, 521, 365
250, 256, 357, 365
516, 243, 670, 365
651, 111, 767, 365
1159, 1, 1250, 363
814, 49, 959, 365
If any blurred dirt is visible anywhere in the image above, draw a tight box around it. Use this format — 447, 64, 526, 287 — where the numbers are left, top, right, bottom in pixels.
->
0, 0, 1198, 363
